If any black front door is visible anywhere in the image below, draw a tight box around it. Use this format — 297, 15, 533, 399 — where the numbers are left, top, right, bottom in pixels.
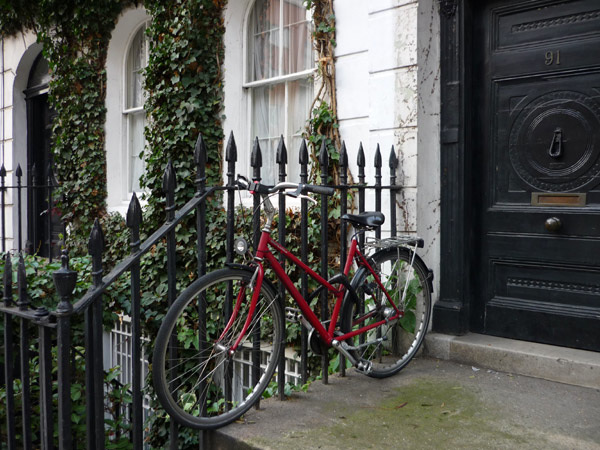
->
472, 0, 600, 351
25, 55, 61, 258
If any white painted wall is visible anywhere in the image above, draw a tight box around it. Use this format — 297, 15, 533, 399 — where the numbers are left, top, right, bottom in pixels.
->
334, 0, 440, 287
416, 0, 441, 292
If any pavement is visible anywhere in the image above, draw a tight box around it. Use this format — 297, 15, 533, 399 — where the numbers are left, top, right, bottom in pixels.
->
205, 334, 600, 449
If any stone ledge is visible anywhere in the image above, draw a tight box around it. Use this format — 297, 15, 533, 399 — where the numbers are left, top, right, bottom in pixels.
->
425, 332, 600, 389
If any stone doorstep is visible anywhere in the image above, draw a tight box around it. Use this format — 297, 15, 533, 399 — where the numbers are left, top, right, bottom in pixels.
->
424, 332, 600, 390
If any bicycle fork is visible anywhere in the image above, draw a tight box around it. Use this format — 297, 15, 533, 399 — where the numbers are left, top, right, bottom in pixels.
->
217, 265, 264, 356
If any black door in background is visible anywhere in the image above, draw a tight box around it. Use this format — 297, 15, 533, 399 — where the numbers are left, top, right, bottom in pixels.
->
25, 55, 61, 258
472, 0, 600, 351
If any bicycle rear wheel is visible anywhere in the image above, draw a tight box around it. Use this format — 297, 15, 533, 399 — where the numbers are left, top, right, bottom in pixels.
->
341, 247, 432, 378
153, 267, 283, 430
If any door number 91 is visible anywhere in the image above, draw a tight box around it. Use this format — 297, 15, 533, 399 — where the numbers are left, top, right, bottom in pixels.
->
545, 50, 561, 66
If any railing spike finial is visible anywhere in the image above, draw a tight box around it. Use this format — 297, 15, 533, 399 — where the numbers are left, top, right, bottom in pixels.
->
319, 139, 328, 167
162, 158, 177, 195
357, 142, 365, 167
340, 141, 348, 168
374, 144, 382, 168
194, 133, 206, 166
299, 139, 308, 165
276, 135, 287, 165
251, 137, 262, 168
15, 164, 22, 178
87, 218, 105, 260
126, 192, 143, 230
225, 131, 237, 162
0, 164, 6, 177
53, 249, 77, 315
389, 145, 398, 169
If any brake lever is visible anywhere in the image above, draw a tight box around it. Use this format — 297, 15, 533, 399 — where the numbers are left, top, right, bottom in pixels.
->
236, 175, 250, 190
297, 193, 317, 205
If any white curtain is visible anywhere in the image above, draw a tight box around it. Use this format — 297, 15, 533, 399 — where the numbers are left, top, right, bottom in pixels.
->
249, 0, 313, 184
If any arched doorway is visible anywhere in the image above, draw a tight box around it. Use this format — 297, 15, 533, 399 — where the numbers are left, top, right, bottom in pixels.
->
24, 54, 60, 258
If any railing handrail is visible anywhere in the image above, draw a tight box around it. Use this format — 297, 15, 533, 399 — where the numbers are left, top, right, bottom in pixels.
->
67, 187, 217, 315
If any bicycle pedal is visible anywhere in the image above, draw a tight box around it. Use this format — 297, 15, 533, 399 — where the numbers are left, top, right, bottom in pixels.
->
356, 359, 373, 375
285, 307, 301, 323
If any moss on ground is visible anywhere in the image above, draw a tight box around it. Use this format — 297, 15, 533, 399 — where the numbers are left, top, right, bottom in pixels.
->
247, 378, 570, 449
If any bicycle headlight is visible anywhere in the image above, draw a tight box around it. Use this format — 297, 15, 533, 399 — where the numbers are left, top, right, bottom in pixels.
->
234, 237, 248, 256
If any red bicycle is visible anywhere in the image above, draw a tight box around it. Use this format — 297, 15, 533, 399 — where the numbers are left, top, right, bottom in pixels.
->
153, 176, 433, 429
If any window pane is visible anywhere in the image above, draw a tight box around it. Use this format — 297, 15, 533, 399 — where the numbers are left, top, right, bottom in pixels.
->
249, 0, 281, 81
252, 29, 280, 81
127, 26, 147, 109
283, 0, 311, 75
288, 78, 312, 182
284, 21, 312, 75
288, 79, 312, 138
252, 84, 284, 184
129, 111, 145, 192
284, 0, 307, 23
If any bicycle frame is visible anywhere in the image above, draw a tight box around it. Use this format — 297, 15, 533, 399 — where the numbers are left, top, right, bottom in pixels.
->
228, 228, 404, 353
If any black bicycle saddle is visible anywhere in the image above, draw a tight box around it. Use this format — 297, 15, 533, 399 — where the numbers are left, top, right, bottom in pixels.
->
341, 211, 385, 229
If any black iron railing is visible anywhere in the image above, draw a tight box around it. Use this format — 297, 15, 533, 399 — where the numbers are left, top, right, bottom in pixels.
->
0, 132, 404, 449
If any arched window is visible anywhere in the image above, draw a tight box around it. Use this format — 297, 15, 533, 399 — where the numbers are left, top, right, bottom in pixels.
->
246, 0, 313, 183
124, 24, 148, 193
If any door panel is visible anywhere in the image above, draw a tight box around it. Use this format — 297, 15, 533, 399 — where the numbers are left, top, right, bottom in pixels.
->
474, 0, 600, 351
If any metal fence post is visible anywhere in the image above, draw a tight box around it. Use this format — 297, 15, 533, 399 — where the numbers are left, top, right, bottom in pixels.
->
47, 164, 55, 261
35, 306, 53, 450
224, 132, 237, 412
16, 165, 23, 252
53, 250, 77, 450
389, 146, 398, 237
163, 159, 179, 450
194, 135, 208, 446
338, 142, 348, 377
3, 253, 16, 449
276, 136, 287, 400
87, 220, 105, 450
126, 193, 143, 450
319, 140, 329, 384
299, 140, 309, 384
374, 145, 382, 241
357, 144, 366, 346
17, 254, 32, 450
250, 137, 263, 408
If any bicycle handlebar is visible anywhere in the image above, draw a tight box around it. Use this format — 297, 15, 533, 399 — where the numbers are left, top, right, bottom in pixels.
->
236, 175, 335, 197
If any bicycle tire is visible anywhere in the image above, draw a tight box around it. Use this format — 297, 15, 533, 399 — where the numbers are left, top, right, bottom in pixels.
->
153, 267, 284, 430
340, 247, 432, 378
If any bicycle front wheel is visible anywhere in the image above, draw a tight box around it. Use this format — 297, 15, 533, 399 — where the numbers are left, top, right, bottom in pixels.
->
152, 267, 284, 430
341, 247, 432, 378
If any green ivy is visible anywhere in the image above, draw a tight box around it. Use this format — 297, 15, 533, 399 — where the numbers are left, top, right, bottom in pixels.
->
142, 0, 226, 211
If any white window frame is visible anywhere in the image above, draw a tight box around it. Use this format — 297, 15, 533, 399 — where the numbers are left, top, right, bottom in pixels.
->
242, 0, 315, 187
105, 6, 150, 215
122, 23, 149, 195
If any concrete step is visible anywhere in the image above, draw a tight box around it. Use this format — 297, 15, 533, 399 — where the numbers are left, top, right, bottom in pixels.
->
210, 357, 600, 449
424, 332, 600, 389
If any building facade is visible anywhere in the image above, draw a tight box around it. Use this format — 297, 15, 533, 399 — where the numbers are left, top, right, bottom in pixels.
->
0, 0, 598, 353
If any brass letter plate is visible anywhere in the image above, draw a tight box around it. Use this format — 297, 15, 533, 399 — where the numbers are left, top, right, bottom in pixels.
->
531, 192, 586, 207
